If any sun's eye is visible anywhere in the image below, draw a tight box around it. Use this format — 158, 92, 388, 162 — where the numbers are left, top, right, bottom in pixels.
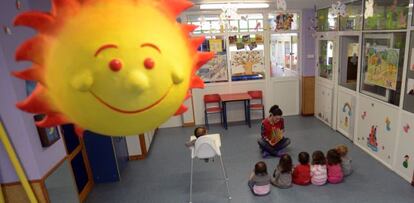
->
144, 58, 155, 70
109, 59, 122, 72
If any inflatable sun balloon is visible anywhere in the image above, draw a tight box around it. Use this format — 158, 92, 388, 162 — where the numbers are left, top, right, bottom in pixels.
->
13, 0, 213, 136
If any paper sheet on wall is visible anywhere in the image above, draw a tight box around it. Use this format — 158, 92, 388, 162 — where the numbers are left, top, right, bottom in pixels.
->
364, 47, 399, 90
410, 48, 414, 71
209, 39, 223, 52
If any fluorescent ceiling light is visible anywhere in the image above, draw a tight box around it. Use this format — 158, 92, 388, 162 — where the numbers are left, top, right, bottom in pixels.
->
200, 3, 269, 10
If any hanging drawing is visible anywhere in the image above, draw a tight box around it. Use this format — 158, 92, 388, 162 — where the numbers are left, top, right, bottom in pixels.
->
365, 47, 399, 90
367, 125, 378, 152
230, 50, 265, 78
209, 39, 223, 53
340, 102, 352, 129
274, 13, 295, 31
343, 102, 352, 116
331, 1, 346, 17
276, 0, 287, 11
2, 25, 11, 35
403, 155, 409, 168
16, 0, 22, 10
197, 53, 228, 83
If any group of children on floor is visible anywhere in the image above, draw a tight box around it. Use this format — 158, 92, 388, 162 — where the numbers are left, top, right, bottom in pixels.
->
248, 145, 352, 196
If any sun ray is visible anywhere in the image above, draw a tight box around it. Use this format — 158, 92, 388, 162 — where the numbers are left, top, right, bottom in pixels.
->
12, 64, 45, 84
174, 104, 188, 115
14, 11, 56, 34
16, 85, 55, 114
36, 112, 70, 128
15, 36, 48, 65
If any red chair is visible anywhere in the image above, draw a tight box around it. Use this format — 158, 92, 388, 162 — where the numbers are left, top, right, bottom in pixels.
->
248, 90, 265, 119
204, 94, 223, 129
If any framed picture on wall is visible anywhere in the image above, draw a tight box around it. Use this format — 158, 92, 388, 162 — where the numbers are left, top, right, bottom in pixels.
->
34, 114, 61, 148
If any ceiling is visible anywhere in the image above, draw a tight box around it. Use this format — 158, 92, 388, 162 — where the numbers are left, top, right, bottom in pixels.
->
189, 0, 334, 10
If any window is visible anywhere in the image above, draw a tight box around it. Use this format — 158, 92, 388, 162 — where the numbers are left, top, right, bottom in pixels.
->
360, 32, 406, 105
363, 0, 409, 30
270, 33, 298, 77
187, 15, 223, 34
339, 0, 363, 31
403, 31, 414, 113
319, 40, 334, 80
229, 34, 265, 81
317, 8, 338, 31
339, 36, 359, 91
227, 13, 264, 33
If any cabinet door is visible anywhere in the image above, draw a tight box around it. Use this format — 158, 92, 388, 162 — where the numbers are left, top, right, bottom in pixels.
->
84, 132, 119, 183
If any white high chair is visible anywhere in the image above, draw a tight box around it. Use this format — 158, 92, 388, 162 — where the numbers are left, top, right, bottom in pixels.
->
189, 134, 231, 203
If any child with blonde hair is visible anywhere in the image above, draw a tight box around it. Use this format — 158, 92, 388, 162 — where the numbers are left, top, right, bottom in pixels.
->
336, 145, 352, 176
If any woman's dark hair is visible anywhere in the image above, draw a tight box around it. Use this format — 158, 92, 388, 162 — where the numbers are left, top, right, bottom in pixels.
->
254, 161, 268, 176
279, 154, 293, 173
298, 152, 310, 165
269, 105, 283, 116
326, 149, 342, 165
312, 150, 326, 165
194, 127, 207, 138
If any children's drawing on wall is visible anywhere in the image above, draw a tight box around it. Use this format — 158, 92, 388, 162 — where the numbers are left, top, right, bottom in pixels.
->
367, 125, 378, 152
197, 54, 228, 83
385, 117, 391, 131
209, 39, 223, 53
406, 79, 414, 95
230, 50, 265, 77
273, 13, 294, 31
403, 155, 409, 168
365, 47, 399, 90
403, 124, 410, 133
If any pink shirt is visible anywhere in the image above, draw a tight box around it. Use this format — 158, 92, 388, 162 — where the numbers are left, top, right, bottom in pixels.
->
311, 164, 327, 186
327, 164, 343, 184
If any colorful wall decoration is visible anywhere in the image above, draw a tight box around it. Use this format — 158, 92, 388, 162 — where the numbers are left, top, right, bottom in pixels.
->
197, 54, 228, 83
356, 95, 399, 167
393, 112, 414, 182
230, 50, 265, 77
364, 47, 399, 90
337, 91, 355, 139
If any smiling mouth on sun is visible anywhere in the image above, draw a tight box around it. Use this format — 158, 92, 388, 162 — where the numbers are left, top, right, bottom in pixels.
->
89, 85, 173, 114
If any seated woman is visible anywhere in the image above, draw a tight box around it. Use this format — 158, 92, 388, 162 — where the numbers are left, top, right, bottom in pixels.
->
258, 105, 291, 158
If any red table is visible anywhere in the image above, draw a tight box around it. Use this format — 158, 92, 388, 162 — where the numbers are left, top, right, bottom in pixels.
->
219, 93, 252, 129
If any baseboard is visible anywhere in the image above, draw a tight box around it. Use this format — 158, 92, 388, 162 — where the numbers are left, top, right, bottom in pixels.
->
1, 180, 47, 203
301, 113, 314, 117
128, 155, 146, 160
182, 122, 195, 127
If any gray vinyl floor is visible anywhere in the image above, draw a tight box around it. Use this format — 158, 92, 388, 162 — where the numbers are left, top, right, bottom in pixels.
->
85, 116, 414, 203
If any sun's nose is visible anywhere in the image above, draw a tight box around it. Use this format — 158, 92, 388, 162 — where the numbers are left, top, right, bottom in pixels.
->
171, 69, 184, 85
126, 70, 149, 93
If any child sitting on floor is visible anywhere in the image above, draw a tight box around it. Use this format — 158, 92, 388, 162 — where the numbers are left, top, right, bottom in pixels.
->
327, 149, 343, 184
311, 150, 327, 186
185, 126, 207, 147
248, 161, 271, 196
293, 152, 311, 185
336, 145, 352, 176
271, 154, 293, 188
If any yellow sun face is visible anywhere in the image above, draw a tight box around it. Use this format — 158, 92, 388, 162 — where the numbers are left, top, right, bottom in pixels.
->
13, 0, 213, 136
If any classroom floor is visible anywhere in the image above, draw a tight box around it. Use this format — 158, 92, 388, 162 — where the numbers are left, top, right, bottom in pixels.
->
85, 116, 414, 203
